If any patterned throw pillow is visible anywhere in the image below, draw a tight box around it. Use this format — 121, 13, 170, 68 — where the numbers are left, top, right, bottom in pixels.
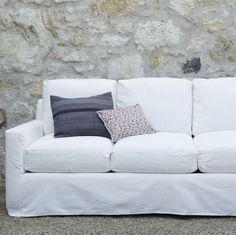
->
97, 104, 156, 142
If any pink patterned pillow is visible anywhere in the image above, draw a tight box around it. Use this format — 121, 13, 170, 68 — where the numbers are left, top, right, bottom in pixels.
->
97, 104, 156, 142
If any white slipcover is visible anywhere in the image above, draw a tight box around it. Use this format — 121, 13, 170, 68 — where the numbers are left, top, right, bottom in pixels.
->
24, 135, 113, 173
117, 78, 192, 135
6, 77, 236, 217
193, 78, 236, 135
5, 120, 236, 217
5, 120, 44, 214
7, 172, 236, 217
194, 131, 236, 173
42, 79, 117, 134
112, 132, 197, 173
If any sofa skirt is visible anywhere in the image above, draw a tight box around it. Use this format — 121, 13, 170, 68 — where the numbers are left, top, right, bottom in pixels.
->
6, 173, 236, 217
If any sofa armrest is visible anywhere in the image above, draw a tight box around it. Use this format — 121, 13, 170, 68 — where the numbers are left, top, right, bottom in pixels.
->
6, 120, 43, 174
5, 120, 43, 213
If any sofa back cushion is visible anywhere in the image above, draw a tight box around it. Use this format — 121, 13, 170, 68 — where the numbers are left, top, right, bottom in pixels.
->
193, 78, 236, 136
117, 78, 192, 135
42, 79, 117, 135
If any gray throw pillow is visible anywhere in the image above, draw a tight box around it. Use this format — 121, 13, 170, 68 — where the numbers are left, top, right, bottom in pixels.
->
97, 104, 156, 143
50, 92, 113, 138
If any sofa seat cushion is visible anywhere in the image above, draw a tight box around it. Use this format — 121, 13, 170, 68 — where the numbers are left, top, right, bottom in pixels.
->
24, 134, 113, 173
111, 132, 197, 173
194, 131, 236, 173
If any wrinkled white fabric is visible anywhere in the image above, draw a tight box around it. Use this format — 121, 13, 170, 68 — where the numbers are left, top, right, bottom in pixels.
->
193, 78, 236, 135
117, 78, 192, 135
7, 173, 236, 217
112, 132, 197, 173
6, 78, 236, 217
194, 131, 236, 173
5, 120, 43, 214
24, 135, 113, 173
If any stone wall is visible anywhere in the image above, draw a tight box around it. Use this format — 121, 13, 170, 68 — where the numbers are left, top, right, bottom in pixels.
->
1, 0, 236, 185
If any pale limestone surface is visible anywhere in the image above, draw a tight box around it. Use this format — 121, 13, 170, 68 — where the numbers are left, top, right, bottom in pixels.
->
134, 20, 182, 50
169, 0, 195, 17
0, 0, 236, 185
203, 19, 226, 33
108, 54, 144, 79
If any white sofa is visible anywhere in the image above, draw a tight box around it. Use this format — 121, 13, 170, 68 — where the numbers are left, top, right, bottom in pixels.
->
5, 77, 236, 217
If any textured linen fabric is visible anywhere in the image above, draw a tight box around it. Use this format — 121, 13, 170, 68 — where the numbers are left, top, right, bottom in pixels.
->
5, 120, 44, 214
117, 78, 192, 135
111, 132, 197, 173
193, 78, 236, 135
97, 104, 156, 142
42, 79, 117, 135
7, 172, 236, 217
6, 118, 236, 217
194, 131, 236, 173
24, 134, 113, 173
50, 92, 113, 138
